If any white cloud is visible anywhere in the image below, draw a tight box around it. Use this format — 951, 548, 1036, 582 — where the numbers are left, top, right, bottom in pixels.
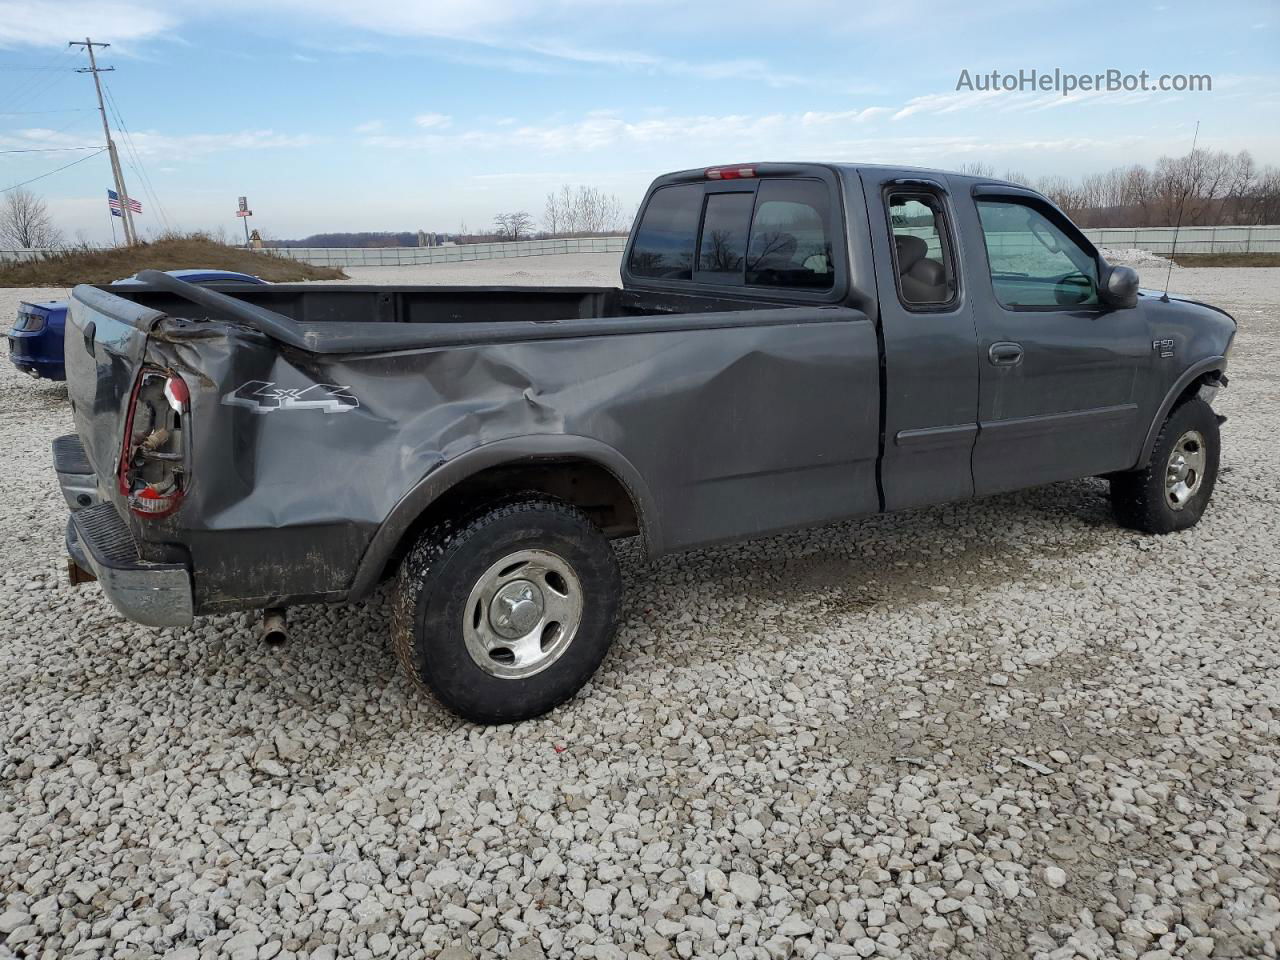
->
414, 113, 452, 129
801, 107, 892, 125
0, 1, 176, 47
1, 125, 319, 160
520, 40, 806, 88
892, 86, 1170, 121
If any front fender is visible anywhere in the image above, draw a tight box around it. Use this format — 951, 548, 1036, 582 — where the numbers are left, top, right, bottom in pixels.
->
346, 435, 660, 601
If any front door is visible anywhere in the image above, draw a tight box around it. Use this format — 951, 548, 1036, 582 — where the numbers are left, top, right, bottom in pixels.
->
962, 190, 1151, 495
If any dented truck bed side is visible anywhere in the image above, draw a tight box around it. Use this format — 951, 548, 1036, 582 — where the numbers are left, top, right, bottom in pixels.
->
65, 284, 880, 615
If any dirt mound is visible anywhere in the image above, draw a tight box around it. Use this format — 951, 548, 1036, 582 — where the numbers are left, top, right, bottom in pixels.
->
0, 234, 346, 286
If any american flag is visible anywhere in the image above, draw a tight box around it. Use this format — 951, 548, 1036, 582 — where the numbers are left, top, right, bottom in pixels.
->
107, 189, 142, 216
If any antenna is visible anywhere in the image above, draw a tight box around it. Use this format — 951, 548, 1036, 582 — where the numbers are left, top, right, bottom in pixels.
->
1161, 120, 1200, 301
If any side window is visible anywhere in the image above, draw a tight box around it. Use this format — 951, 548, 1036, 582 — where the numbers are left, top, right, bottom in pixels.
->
887, 193, 957, 309
746, 179, 834, 289
628, 184, 702, 279
976, 199, 1100, 308
696, 192, 754, 282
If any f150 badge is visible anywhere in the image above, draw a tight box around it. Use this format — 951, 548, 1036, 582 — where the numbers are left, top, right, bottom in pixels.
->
1153, 338, 1175, 358
222, 380, 359, 414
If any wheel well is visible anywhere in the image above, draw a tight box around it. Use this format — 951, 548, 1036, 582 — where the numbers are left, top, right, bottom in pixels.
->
385, 458, 642, 576
1174, 369, 1224, 409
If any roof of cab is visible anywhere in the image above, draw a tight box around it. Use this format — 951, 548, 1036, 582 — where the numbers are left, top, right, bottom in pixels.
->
653, 161, 1026, 191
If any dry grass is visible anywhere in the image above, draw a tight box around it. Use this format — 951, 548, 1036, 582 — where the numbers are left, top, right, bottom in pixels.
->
0, 232, 346, 286
1169, 252, 1280, 268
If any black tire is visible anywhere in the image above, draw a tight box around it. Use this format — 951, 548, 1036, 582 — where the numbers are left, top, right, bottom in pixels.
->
1110, 396, 1220, 534
391, 496, 621, 724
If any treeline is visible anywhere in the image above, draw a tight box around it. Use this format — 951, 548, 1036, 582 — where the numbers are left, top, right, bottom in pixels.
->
962, 149, 1280, 227
542, 185, 629, 237
271, 231, 446, 248
465, 186, 632, 243
274, 185, 633, 247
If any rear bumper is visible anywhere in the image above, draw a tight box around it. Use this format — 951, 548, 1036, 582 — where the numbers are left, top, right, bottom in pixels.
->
7, 332, 65, 380
65, 506, 194, 628
7, 354, 65, 380
56, 435, 193, 628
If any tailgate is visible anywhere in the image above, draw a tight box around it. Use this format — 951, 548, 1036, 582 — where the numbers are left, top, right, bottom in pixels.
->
64, 284, 168, 482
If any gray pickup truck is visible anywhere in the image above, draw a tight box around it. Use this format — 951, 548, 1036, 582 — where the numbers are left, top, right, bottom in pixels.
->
56, 162, 1235, 722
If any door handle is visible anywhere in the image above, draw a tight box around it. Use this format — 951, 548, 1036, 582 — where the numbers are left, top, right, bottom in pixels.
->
988, 341, 1023, 366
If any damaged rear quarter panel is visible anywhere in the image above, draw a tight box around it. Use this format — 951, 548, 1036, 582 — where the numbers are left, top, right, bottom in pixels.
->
156, 309, 880, 612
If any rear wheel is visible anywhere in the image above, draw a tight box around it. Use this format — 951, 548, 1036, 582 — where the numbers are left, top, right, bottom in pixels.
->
1110, 396, 1220, 534
392, 496, 621, 724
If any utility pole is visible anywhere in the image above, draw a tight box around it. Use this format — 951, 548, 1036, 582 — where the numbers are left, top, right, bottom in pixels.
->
69, 38, 137, 246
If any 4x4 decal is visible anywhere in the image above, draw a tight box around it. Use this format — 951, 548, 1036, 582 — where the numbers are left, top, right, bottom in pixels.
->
221, 380, 359, 414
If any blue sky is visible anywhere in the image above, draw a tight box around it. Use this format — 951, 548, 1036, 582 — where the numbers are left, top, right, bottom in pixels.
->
1, 0, 1277, 242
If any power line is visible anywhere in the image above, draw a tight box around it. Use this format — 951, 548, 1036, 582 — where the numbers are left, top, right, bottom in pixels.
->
0, 108, 90, 116
1, 147, 106, 193
103, 82, 170, 232
0, 146, 103, 154
0, 47, 78, 116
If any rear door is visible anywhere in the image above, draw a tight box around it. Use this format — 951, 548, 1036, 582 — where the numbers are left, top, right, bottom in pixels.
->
957, 188, 1151, 494
861, 173, 980, 510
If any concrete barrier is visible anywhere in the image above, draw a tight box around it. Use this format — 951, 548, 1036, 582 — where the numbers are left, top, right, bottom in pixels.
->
258, 236, 630, 268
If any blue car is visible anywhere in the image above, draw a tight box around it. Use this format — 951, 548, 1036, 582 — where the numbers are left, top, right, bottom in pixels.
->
7, 269, 267, 381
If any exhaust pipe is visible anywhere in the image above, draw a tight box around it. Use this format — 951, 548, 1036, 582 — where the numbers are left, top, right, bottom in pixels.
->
261, 607, 288, 648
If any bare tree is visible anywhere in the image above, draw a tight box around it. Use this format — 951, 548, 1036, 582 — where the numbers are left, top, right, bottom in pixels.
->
957, 161, 996, 178
543, 191, 565, 237
0, 188, 62, 248
952, 150, 1280, 228
494, 211, 533, 241
541, 185, 628, 237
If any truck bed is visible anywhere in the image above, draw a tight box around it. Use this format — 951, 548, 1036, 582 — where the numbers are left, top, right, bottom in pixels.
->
64, 273, 881, 614
95, 280, 816, 353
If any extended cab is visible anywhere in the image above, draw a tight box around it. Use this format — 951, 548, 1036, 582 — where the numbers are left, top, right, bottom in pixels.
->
55, 163, 1236, 722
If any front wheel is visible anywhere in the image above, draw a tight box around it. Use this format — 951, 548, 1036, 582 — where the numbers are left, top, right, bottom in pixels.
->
391, 496, 621, 724
1110, 396, 1220, 534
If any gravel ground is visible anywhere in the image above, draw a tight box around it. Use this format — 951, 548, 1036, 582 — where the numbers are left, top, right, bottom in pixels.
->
1, 260, 1277, 960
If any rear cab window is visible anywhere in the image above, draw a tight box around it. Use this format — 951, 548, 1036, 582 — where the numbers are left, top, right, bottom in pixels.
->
628, 176, 836, 292
628, 184, 701, 280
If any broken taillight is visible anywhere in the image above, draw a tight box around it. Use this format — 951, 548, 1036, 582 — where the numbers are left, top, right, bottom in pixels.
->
118, 368, 188, 518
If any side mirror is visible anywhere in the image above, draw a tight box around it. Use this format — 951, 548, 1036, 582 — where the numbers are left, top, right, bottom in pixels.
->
1102, 264, 1139, 308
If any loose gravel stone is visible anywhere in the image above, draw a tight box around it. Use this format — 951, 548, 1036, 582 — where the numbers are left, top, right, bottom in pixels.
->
1, 263, 1279, 960
1044, 866, 1068, 889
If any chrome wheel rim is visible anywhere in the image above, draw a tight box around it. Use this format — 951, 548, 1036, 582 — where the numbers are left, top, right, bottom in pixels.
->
1165, 429, 1206, 511
462, 549, 583, 679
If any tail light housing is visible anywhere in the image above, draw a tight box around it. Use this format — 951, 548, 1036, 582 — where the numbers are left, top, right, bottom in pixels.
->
118, 367, 189, 518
